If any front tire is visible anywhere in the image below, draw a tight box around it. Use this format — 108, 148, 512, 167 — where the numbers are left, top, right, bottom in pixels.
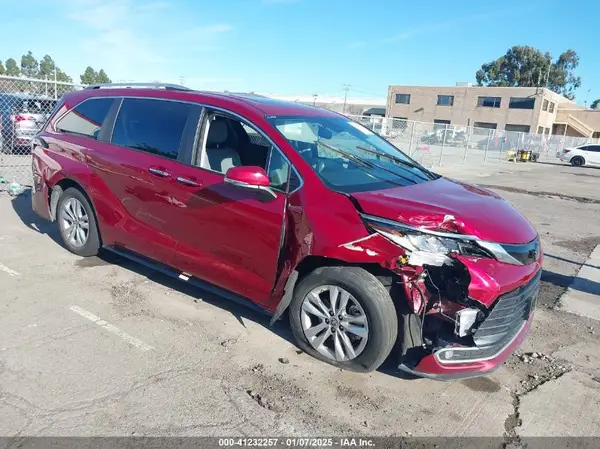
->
56, 187, 100, 257
571, 156, 585, 167
289, 266, 398, 373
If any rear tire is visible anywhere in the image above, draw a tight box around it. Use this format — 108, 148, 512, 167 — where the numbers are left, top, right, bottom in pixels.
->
571, 156, 585, 167
56, 187, 100, 257
289, 266, 398, 373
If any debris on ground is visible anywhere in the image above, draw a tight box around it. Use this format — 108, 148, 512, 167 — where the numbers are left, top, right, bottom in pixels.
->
251, 363, 265, 374
247, 390, 272, 410
220, 335, 241, 350
278, 357, 289, 364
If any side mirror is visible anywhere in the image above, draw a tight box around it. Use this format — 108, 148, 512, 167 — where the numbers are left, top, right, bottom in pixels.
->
224, 166, 277, 199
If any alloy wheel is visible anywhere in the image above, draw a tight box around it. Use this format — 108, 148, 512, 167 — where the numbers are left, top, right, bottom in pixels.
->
300, 285, 369, 362
60, 197, 90, 248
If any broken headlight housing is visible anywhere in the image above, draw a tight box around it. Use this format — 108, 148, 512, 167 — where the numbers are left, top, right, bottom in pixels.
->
362, 214, 525, 265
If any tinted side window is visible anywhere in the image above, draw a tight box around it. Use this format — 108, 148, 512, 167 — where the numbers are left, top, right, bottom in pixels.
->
56, 98, 113, 138
112, 98, 195, 160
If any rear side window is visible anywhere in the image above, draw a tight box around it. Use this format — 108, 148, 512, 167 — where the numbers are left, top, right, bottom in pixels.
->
56, 98, 114, 139
112, 98, 196, 160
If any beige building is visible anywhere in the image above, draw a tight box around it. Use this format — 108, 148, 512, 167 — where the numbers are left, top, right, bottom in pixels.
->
386, 84, 600, 138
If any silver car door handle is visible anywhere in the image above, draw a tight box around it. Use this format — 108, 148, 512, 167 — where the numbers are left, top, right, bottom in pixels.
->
148, 168, 170, 177
176, 176, 201, 187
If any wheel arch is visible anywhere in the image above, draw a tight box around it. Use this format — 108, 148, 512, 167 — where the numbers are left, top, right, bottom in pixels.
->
269, 255, 398, 326
48, 177, 103, 246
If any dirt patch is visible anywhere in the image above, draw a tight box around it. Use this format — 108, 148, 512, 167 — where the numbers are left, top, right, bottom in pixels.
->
74, 257, 111, 268
479, 184, 600, 204
563, 171, 600, 178
460, 376, 501, 393
334, 383, 383, 412
538, 276, 568, 308
553, 236, 600, 255
110, 281, 147, 317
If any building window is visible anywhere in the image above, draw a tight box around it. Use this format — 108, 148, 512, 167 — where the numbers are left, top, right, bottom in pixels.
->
437, 95, 454, 106
505, 124, 531, 133
542, 99, 549, 111
593, 131, 600, 139
473, 122, 497, 135
433, 119, 450, 130
549, 102, 555, 113
477, 96, 501, 108
391, 117, 408, 131
537, 126, 544, 134
545, 127, 551, 135
473, 122, 497, 130
395, 94, 410, 104
509, 97, 535, 109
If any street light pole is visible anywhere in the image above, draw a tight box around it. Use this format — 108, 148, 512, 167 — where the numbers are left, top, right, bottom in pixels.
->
342, 84, 350, 114
585, 88, 591, 108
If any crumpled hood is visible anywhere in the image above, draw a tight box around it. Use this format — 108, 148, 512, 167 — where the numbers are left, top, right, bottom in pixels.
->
352, 177, 537, 244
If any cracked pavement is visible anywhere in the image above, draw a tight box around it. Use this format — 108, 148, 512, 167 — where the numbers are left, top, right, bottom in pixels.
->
1, 160, 600, 442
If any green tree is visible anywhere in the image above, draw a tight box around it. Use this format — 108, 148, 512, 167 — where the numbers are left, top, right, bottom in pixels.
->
20, 51, 39, 78
80, 66, 112, 85
475, 46, 582, 100
591, 99, 600, 110
96, 69, 111, 84
80, 66, 96, 84
5, 58, 20, 76
38, 54, 56, 79
0, 60, 4, 75
55, 68, 73, 83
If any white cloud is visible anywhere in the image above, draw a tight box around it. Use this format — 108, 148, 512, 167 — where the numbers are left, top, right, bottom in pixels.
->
62, 0, 232, 81
382, 11, 499, 43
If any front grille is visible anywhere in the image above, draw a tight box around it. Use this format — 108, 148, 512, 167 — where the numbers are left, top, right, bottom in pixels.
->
434, 270, 541, 364
500, 237, 541, 266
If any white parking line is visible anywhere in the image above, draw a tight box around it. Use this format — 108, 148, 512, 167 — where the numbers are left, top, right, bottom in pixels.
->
0, 263, 20, 277
69, 305, 155, 352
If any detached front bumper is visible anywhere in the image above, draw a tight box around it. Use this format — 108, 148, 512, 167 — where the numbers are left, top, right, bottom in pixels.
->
399, 268, 541, 381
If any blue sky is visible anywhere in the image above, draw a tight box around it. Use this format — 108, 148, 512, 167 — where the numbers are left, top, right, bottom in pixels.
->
1, 0, 598, 104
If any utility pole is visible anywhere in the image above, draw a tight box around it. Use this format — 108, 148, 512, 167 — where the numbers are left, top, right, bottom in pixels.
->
342, 84, 350, 114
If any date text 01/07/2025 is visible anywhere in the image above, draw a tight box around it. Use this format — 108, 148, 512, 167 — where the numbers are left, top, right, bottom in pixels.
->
217, 438, 375, 447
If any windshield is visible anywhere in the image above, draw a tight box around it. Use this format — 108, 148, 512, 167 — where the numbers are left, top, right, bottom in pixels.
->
268, 115, 437, 193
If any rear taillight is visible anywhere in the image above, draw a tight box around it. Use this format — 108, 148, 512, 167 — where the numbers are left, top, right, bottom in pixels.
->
10, 115, 34, 122
563, 149, 571, 154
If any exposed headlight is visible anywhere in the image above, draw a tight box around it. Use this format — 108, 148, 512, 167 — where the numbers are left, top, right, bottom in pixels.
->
362, 214, 524, 266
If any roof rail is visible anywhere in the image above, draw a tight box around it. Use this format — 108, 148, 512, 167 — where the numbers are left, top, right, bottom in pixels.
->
84, 82, 191, 91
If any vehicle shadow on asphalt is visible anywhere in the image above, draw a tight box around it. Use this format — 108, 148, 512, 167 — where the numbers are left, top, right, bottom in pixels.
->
10, 188, 63, 246
9, 189, 417, 380
94, 249, 417, 380
542, 270, 600, 296
545, 253, 600, 270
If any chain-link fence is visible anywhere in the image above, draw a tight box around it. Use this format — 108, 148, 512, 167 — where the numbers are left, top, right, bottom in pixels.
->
0, 75, 83, 193
349, 115, 597, 168
1, 76, 597, 194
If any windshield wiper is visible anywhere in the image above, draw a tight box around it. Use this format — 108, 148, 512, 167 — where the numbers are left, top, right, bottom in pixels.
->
355, 145, 437, 180
315, 141, 417, 186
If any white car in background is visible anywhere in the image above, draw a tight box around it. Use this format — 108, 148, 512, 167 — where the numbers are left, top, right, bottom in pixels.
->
558, 144, 600, 167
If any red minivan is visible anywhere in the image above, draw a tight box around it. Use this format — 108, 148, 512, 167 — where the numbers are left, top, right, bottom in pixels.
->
31, 84, 542, 380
